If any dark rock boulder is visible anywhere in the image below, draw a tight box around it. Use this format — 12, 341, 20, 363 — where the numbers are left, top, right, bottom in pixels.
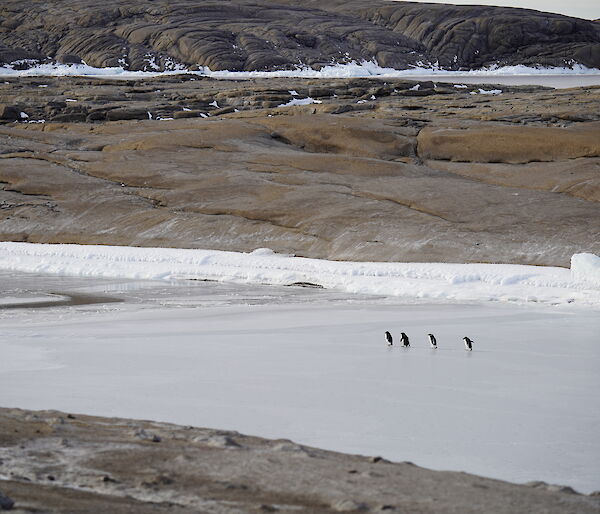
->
0, 104, 19, 120
106, 107, 149, 121
56, 53, 83, 65
52, 112, 88, 122
0, 491, 14, 510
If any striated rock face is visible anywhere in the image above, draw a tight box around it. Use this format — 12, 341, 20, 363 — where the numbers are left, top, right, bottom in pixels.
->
342, 0, 600, 69
2, 407, 600, 513
0, 0, 599, 72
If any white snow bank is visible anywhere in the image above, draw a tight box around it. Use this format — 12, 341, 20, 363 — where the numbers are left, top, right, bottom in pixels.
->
571, 253, 600, 288
471, 88, 502, 95
1, 60, 598, 80
0, 243, 599, 308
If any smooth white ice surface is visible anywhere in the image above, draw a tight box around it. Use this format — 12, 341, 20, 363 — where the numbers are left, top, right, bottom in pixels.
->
0, 271, 599, 493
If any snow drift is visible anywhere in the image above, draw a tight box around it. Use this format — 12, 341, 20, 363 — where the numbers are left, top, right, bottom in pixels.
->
0, 243, 598, 308
571, 253, 600, 288
1, 61, 599, 80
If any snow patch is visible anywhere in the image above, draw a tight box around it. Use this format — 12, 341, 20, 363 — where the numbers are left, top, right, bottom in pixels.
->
471, 88, 502, 95
278, 96, 323, 107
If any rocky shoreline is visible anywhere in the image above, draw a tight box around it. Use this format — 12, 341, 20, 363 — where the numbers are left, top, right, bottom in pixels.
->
1, 407, 599, 513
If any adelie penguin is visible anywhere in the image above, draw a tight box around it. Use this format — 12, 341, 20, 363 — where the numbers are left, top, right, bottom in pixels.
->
400, 332, 410, 348
428, 333, 437, 349
463, 336, 474, 351
385, 331, 393, 346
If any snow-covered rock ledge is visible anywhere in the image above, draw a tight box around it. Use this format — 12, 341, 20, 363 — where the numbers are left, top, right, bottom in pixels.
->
1, 242, 599, 308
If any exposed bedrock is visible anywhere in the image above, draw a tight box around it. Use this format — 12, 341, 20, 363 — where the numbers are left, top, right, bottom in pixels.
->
1, 75, 599, 266
418, 123, 600, 164
1, 75, 599, 267
1, 0, 599, 71
335, 0, 600, 69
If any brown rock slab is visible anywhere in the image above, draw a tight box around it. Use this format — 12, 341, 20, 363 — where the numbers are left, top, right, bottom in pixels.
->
418, 123, 600, 164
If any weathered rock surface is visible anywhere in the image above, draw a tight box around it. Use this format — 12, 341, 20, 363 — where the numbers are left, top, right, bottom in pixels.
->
0, 76, 599, 267
418, 123, 600, 164
0, 0, 599, 72
1, 407, 599, 513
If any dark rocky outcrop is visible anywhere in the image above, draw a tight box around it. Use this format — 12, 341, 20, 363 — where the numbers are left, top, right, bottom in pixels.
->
336, 0, 600, 69
0, 0, 599, 72
0, 104, 19, 121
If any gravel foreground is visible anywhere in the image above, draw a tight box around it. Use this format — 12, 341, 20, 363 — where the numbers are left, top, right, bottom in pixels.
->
1, 408, 599, 513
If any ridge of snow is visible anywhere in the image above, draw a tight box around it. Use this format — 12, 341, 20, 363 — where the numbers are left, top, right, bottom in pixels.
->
0, 243, 598, 308
1, 60, 598, 80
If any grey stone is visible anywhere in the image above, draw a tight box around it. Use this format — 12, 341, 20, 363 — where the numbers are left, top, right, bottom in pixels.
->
106, 108, 149, 121
0, 104, 19, 121
57, 54, 83, 65
0, 492, 14, 511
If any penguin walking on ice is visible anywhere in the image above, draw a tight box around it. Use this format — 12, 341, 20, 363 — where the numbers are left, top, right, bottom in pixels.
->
400, 332, 410, 348
428, 333, 437, 349
463, 336, 474, 351
385, 331, 393, 346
